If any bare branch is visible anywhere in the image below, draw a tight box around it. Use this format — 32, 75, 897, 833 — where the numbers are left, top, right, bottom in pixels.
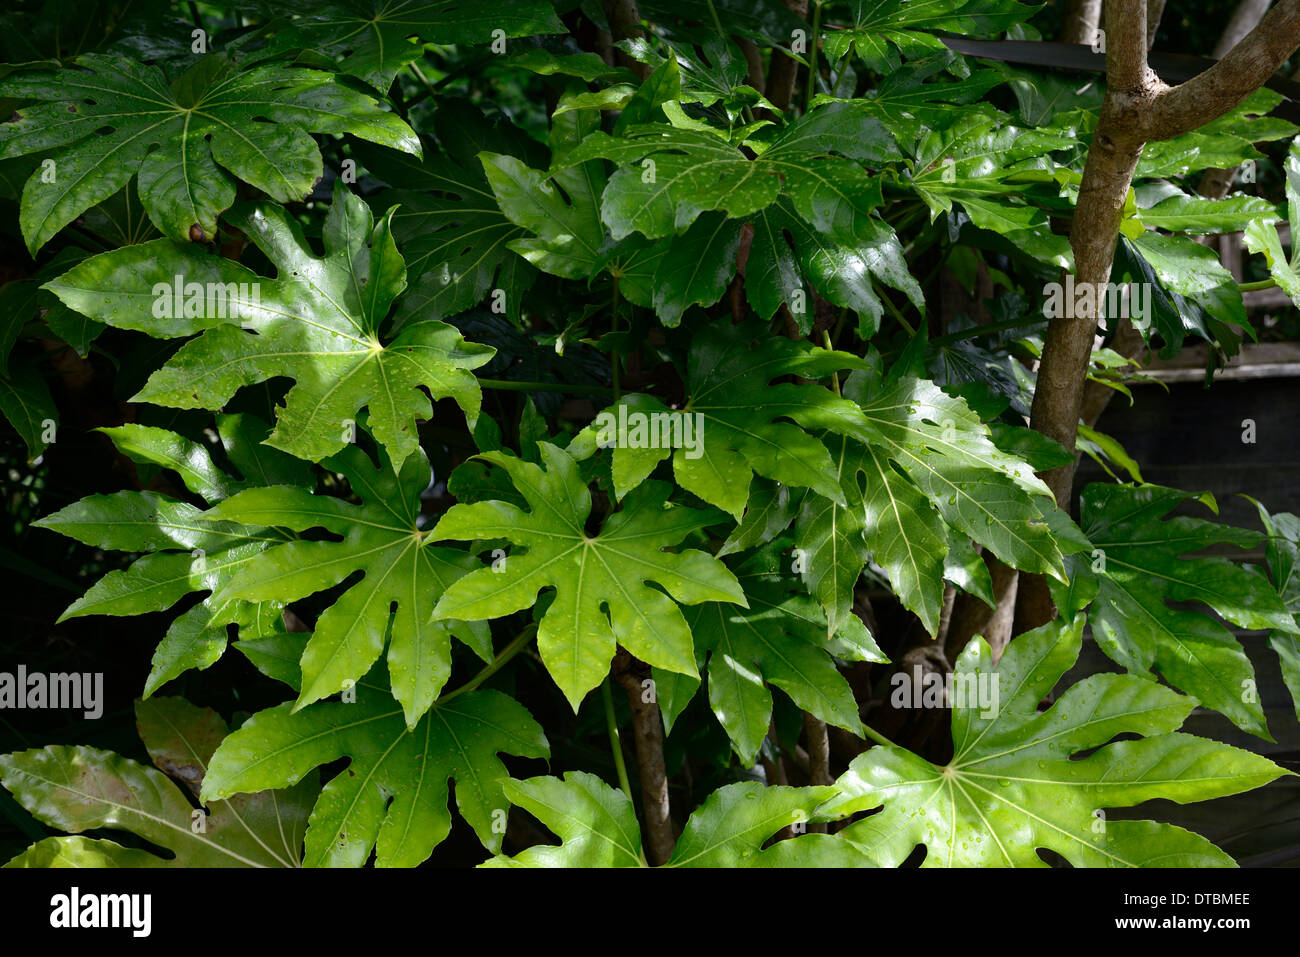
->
602, 0, 652, 81
1145, 0, 1300, 140
1062, 0, 1104, 45
612, 650, 674, 865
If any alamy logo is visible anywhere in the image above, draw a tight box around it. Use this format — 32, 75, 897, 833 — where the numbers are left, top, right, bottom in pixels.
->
0, 665, 103, 719
50, 887, 151, 937
151, 275, 260, 319
1041, 275, 1150, 322
890, 666, 1000, 718
594, 405, 705, 459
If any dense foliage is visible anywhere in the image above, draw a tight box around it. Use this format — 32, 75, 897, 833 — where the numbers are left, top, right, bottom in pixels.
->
1, 0, 1298, 869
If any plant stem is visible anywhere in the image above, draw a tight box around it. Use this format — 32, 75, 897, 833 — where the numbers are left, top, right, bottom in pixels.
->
861, 723, 897, 749
602, 678, 634, 799
805, 1, 823, 108
478, 378, 614, 396
439, 626, 535, 704
1237, 278, 1275, 292
611, 276, 622, 400
408, 61, 436, 96
930, 315, 1046, 347
876, 282, 915, 335
821, 330, 841, 396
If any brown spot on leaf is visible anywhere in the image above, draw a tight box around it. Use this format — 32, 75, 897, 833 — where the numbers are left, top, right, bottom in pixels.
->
189, 223, 206, 243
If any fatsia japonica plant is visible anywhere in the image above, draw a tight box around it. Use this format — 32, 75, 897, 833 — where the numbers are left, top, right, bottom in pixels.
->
3, 0, 1300, 871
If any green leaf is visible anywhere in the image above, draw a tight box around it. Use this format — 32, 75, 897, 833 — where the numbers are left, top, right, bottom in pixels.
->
269, 0, 565, 89
430, 442, 745, 710
202, 676, 548, 866
560, 102, 899, 243
842, 369, 1074, 584
1253, 503, 1300, 721
824, 0, 1039, 73
483, 151, 605, 280
910, 106, 1076, 269
1139, 193, 1278, 235
0, 53, 418, 251
1136, 89, 1296, 179
486, 771, 646, 867
354, 106, 540, 328
487, 774, 872, 867
0, 362, 56, 461
3, 697, 314, 867
823, 60, 1008, 147
822, 617, 1286, 867
205, 441, 490, 723
596, 323, 874, 520
747, 197, 923, 336
1128, 232, 1247, 356
44, 182, 494, 467
651, 212, 744, 325
1066, 483, 1300, 739
683, 542, 869, 762
1243, 136, 1300, 305
33, 417, 306, 695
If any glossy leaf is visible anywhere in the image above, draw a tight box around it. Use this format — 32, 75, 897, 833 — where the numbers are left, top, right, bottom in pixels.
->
44, 182, 494, 467
3, 697, 314, 867
205, 441, 490, 723
0, 53, 418, 251
430, 442, 745, 710
823, 617, 1286, 867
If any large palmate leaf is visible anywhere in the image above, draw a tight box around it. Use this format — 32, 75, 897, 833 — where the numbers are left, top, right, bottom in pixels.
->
822, 617, 1286, 867
33, 416, 309, 696
44, 182, 494, 467
674, 542, 884, 762
792, 367, 1076, 635
430, 442, 745, 710
203, 668, 548, 867
823, 0, 1039, 73
486, 772, 872, 867
3, 697, 314, 867
264, 0, 564, 88
0, 53, 419, 252
1060, 484, 1300, 738
203, 440, 490, 723
557, 102, 901, 242
580, 323, 874, 520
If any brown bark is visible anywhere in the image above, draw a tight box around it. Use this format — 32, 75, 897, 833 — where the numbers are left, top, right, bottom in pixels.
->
1061, 0, 1104, 45
1146, 0, 1166, 49
738, 37, 765, 91
1019, 0, 1300, 630
765, 0, 809, 111
944, 556, 1021, 664
612, 649, 674, 865
602, 0, 651, 81
1080, 0, 1276, 434
802, 713, 831, 833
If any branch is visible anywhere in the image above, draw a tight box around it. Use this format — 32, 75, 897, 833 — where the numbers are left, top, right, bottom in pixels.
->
612, 649, 674, 865
602, 0, 651, 81
1146, 0, 1166, 49
1144, 0, 1300, 141
1061, 0, 1103, 45
765, 0, 808, 111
